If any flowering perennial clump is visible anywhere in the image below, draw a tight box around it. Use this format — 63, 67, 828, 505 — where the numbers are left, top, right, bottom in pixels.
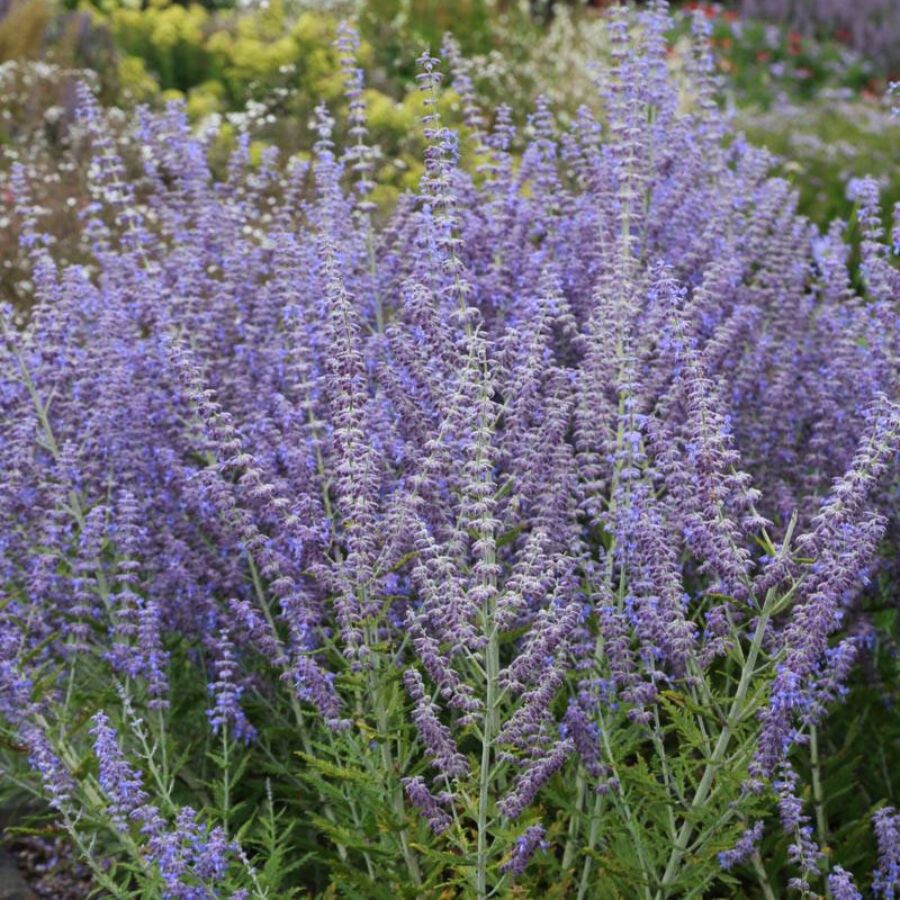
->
0, 3, 898, 897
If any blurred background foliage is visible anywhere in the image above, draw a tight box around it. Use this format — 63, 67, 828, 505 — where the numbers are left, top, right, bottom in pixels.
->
1, 0, 896, 230
0, 0, 896, 307
0, 0, 897, 356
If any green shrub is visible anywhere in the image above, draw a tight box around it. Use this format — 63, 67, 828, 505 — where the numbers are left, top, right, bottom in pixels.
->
0, 0, 54, 61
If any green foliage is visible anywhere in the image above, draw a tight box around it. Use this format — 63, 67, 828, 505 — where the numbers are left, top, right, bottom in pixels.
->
109, 0, 211, 92
738, 98, 900, 229
6, 569, 879, 897
75, 0, 507, 110
704, 15, 876, 108
0, 0, 53, 62
5, 0, 895, 232
359, 0, 498, 79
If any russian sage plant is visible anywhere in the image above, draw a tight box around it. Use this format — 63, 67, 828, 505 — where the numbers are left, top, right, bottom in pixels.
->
0, 3, 898, 898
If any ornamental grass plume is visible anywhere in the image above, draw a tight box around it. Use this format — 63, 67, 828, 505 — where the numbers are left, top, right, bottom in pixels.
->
0, 3, 898, 897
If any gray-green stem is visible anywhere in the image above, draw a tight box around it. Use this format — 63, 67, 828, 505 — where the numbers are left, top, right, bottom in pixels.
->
562, 770, 587, 871
752, 850, 778, 900
476, 615, 500, 898
811, 725, 831, 894
367, 629, 422, 887
577, 790, 606, 900
657, 590, 776, 895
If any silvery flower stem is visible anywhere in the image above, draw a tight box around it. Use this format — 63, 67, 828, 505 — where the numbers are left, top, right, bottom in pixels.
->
811, 725, 832, 893
476, 620, 500, 898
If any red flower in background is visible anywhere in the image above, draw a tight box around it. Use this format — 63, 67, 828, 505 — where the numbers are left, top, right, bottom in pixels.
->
684, 2, 718, 18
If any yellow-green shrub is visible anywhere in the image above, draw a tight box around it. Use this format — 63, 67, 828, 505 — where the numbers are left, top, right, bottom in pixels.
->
109, 0, 210, 91
185, 78, 225, 118
0, 0, 55, 61
117, 52, 158, 101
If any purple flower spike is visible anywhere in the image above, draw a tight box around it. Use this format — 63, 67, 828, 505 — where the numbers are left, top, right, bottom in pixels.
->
500, 824, 547, 877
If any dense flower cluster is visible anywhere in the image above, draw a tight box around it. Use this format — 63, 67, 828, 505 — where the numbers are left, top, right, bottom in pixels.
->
717, 820, 764, 870
873, 807, 900, 899
0, 3, 897, 897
